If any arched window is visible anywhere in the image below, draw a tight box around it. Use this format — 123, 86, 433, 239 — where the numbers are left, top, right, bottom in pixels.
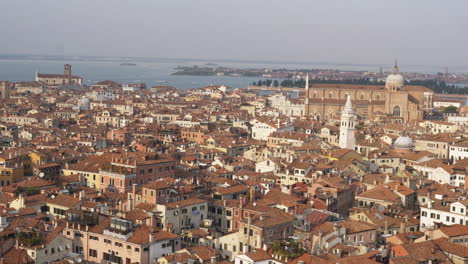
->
313, 92, 317, 98
328, 92, 333, 99
376, 94, 381, 100
360, 94, 365, 100
393, 105, 401, 117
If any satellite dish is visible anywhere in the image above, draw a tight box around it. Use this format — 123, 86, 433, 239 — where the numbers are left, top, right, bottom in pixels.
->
51, 195, 56, 199
39, 172, 45, 178
77, 258, 82, 263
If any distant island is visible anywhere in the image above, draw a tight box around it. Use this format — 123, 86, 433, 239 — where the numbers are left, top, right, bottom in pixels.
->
173, 65, 468, 93
120, 62, 136, 66
172, 65, 286, 77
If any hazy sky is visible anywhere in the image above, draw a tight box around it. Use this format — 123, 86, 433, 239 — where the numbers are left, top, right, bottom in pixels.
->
1, 0, 468, 67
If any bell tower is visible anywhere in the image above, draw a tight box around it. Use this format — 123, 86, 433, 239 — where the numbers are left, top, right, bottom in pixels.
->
0, 81, 11, 100
304, 73, 309, 115
339, 95, 356, 150
64, 64, 71, 76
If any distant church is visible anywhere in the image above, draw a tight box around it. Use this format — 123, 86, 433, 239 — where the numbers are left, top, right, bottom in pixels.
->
304, 63, 434, 121
36, 64, 82, 85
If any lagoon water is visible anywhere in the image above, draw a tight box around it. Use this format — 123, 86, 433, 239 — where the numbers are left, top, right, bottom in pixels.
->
0, 58, 466, 90
0, 59, 264, 89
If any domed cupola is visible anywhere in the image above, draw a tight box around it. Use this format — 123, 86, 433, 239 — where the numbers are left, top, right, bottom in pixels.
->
385, 61, 404, 91
394, 133, 413, 151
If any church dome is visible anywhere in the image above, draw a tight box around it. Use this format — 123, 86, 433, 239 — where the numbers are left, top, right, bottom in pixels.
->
78, 97, 91, 110
79, 97, 90, 105
385, 63, 404, 90
394, 135, 413, 150
386, 74, 404, 88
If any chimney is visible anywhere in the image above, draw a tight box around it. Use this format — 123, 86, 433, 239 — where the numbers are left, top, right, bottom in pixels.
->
210, 256, 217, 264
18, 194, 25, 209
399, 221, 406, 234
250, 187, 255, 203
289, 184, 293, 195
79, 190, 86, 201
318, 230, 323, 248
333, 222, 339, 232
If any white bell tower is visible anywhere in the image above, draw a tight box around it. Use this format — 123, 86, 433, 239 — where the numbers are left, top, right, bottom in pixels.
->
339, 95, 356, 150
305, 73, 309, 104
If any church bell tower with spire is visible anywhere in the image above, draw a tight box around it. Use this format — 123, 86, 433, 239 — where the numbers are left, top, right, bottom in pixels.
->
304, 73, 309, 115
339, 95, 356, 150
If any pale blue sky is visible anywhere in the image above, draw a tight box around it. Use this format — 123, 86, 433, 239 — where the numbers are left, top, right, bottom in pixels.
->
1, 0, 467, 67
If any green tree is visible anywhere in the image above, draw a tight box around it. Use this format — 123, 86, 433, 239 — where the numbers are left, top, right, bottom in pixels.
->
443, 105, 458, 113
26, 187, 40, 196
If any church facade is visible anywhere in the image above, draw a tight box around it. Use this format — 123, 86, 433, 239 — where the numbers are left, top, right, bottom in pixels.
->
304, 64, 434, 121
35, 64, 82, 85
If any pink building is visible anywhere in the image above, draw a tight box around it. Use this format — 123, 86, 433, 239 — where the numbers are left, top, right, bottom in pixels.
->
99, 153, 177, 193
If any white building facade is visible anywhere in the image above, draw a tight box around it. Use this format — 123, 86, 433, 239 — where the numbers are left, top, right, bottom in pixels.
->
420, 200, 468, 229
450, 141, 468, 162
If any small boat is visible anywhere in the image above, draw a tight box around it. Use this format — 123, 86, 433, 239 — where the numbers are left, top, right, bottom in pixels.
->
120, 62, 136, 66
